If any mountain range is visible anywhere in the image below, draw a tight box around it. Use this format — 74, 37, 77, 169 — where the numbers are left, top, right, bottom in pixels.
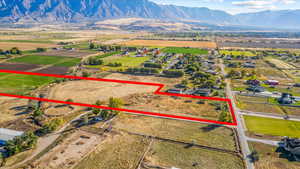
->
0, 0, 300, 30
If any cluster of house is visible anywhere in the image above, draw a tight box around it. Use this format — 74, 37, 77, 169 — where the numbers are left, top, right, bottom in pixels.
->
246, 79, 280, 93
279, 137, 300, 161
245, 79, 299, 104
227, 61, 256, 68
134, 48, 160, 57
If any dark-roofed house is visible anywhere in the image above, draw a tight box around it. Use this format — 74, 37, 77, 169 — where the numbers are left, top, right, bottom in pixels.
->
278, 93, 295, 105
0, 128, 24, 146
280, 137, 300, 161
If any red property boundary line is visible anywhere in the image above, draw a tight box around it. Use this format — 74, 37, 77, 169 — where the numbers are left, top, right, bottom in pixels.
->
0, 69, 237, 126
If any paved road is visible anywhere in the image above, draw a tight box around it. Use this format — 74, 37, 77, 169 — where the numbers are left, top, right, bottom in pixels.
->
219, 60, 255, 169
240, 110, 300, 122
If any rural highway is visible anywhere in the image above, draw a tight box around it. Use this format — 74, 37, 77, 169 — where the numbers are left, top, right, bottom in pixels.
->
219, 60, 255, 169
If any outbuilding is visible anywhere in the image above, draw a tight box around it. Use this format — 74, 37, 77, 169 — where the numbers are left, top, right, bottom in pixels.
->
0, 128, 24, 146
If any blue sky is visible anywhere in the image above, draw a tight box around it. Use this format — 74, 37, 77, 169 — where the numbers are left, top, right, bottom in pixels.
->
150, 0, 300, 14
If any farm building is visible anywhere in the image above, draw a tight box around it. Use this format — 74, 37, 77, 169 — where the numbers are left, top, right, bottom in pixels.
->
0, 128, 24, 146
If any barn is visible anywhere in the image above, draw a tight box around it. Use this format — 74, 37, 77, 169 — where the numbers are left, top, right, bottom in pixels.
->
0, 128, 24, 146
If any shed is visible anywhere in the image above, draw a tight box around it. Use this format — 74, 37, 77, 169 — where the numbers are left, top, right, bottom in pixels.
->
0, 128, 24, 146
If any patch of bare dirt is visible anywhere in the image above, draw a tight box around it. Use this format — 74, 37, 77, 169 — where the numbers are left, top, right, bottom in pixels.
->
32, 130, 103, 169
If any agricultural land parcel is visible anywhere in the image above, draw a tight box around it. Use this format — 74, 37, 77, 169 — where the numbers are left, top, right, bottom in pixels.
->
74, 114, 242, 169
9, 55, 81, 67
0, 41, 57, 50
162, 47, 208, 54
119, 40, 217, 48
244, 115, 300, 138
249, 142, 300, 169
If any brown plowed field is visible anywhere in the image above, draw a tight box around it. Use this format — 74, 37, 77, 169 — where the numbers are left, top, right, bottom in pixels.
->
0, 63, 40, 71
33, 66, 69, 75
119, 40, 217, 48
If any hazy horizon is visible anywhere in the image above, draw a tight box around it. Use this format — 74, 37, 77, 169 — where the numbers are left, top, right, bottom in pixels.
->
150, 0, 300, 14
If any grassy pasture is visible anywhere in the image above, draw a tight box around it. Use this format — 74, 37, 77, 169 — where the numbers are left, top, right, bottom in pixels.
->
0, 73, 57, 94
162, 47, 208, 54
9, 55, 81, 67
244, 115, 300, 138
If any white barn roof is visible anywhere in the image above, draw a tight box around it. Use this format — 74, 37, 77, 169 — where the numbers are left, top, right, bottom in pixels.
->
0, 128, 24, 141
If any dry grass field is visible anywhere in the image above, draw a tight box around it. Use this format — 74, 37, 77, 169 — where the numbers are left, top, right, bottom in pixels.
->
47, 73, 181, 105
119, 40, 217, 48
47, 80, 157, 105
74, 133, 150, 169
266, 58, 296, 69
0, 96, 28, 124
123, 93, 229, 121
143, 140, 244, 169
249, 142, 300, 169
0, 42, 57, 50
112, 114, 237, 151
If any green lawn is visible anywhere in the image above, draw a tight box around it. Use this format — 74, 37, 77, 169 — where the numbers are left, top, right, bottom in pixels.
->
104, 55, 149, 68
162, 47, 208, 54
54, 58, 81, 67
244, 115, 300, 138
9, 55, 81, 67
0, 73, 57, 95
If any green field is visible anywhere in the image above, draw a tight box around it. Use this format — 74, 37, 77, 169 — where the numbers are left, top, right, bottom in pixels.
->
162, 47, 208, 54
9, 55, 81, 67
220, 50, 256, 57
0, 73, 57, 94
244, 115, 300, 138
104, 55, 149, 68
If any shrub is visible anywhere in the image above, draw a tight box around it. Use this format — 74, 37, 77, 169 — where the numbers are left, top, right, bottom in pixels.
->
36, 48, 47, 52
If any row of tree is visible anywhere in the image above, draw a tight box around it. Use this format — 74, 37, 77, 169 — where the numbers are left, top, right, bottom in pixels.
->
0, 47, 22, 55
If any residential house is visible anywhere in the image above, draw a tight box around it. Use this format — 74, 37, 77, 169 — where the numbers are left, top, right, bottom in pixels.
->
280, 137, 300, 161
